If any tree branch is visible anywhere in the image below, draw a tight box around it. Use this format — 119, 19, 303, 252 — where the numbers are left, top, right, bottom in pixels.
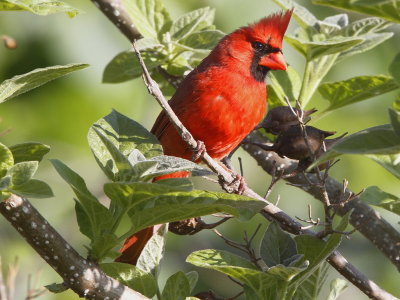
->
132, 42, 398, 300
243, 131, 400, 271
0, 194, 150, 300
90, 1, 399, 299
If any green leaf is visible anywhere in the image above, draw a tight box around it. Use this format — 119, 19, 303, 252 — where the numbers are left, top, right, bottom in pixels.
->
105, 182, 265, 234
0, 142, 14, 178
50, 159, 115, 259
170, 7, 215, 41
337, 17, 393, 62
338, 32, 393, 63
161, 271, 190, 300
131, 154, 212, 182
367, 154, 400, 179
45, 282, 68, 293
88, 110, 162, 181
102, 51, 161, 83
359, 186, 400, 216
185, 271, 198, 293
292, 211, 351, 288
0, 64, 89, 103
285, 35, 363, 61
187, 249, 276, 298
9, 142, 50, 163
136, 224, 167, 276
259, 222, 297, 267
272, 0, 318, 28
390, 53, 400, 86
122, 0, 171, 40
292, 262, 329, 300
8, 179, 53, 198
90, 127, 135, 182
0, 0, 81, 17
389, 108, 400, 136
179, 30, 224, 50
319, 75, 399, 113
100, 262, 157, 298
268, 66, 301, 104
136, 37, 163, 51
8, 161, 38, 185
155, 177, 193, 191
0, 176, 11, 190
310, 125, 400, 170
312, 0, 400, 23
327, 278, 348, 300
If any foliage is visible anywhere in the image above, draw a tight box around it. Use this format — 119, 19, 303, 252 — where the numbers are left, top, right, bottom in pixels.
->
0, 0, 399, 299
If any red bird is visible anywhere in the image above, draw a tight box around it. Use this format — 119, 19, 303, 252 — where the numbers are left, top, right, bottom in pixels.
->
116, 10, 292, 265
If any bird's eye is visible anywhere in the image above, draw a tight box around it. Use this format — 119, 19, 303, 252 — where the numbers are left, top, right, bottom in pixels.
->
251, 41, 265, 51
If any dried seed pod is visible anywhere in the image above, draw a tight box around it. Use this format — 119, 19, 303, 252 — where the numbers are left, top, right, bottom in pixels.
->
194, 290, 220, 300
272, 125, 335, 160
1, 35, 17, 49
298, 132, 348, 171
169, 217, 202, 235
259, 106, 317, 135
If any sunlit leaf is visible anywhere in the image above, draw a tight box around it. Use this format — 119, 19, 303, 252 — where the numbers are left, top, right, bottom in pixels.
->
88, 110, 162, 180
122, 0, 171, 40
285, 35, 363, 60
313, 0, 400, 23
0, 64, 88, 103
105, 182, 265, 234
170, 7, 214, 40
0, 0, 81, 17
101, 262, 157, 298
9, 142, 50, 163
8, 161, 38, 186
137, 224, 167, 276
0, 142, 14, 178
319, 75, 399, 113
272, 0, 318, 28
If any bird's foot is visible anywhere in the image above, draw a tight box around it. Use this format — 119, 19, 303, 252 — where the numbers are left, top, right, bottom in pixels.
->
192, 140, 206, 161
219, 172, 247, 195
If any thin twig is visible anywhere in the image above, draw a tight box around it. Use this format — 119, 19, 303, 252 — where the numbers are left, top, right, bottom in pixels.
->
91, 1, 400, 298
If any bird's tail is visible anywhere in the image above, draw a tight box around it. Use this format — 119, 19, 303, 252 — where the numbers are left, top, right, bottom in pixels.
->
115, 171, 189, 265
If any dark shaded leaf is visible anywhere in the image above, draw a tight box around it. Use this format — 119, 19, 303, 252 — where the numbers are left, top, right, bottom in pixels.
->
161, 271, 190, 300
259, 222, 297, 267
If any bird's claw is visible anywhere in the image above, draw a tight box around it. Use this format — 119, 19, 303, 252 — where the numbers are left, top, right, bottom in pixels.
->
192, 140, 206, 161
219, 173, 247, 195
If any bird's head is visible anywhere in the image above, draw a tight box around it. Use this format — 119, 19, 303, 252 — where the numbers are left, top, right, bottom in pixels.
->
213, 10, 292, 82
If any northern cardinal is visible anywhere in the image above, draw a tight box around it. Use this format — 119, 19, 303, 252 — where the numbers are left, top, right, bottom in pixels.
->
116, 10, 293, 265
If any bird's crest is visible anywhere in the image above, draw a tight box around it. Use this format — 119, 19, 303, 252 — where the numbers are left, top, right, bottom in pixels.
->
249, 9, 293, 44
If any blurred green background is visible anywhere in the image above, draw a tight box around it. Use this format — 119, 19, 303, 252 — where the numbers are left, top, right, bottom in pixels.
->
0, 0, 399, 299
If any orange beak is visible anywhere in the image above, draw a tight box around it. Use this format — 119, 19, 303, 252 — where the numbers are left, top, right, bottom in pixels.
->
259, 52, 287, 70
